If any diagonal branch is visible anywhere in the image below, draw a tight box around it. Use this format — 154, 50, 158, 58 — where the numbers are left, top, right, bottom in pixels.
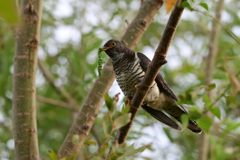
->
36, 95, 77, 111
38, 57, 103, 147
38, 60, 79, 108
116, 0, 186, 144
58, 0, 164, 158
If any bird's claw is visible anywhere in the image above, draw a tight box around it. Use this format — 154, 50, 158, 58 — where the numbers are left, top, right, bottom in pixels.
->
125, 99, 131, 105
135, 83, 140, 89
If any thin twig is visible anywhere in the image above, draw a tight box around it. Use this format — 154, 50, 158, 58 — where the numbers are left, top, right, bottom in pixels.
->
38, 58, 104, 149
38, 59, 79, 108
36, 95, 77, 111
89, 127, 115, 159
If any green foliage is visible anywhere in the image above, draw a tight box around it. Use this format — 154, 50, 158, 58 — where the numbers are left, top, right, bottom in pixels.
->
199, 2, 208, 11
0, 0, 240, 159
113, 113, 131, 130
197, 115, 213, 133
181, 114, 189, 130
0, 0, 19, 24
49, 150, 58, 160
209, 107, 221, 119
181, 1, 194, 11
71, 134, 79, 143
107, 143, 147, 160
98, 48, 104, 76
104, 93, 116, 113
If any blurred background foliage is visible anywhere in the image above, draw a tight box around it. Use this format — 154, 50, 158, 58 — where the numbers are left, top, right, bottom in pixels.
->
0, 0, 240, 159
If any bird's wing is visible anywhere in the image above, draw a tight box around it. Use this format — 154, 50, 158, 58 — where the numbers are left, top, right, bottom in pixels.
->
137, 53, 202, 133
162, 104, 202, 133
142, 104, 182, 130
137, 52, 178, 101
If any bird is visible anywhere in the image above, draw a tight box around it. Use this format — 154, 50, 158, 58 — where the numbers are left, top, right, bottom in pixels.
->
102, 39, 202, 133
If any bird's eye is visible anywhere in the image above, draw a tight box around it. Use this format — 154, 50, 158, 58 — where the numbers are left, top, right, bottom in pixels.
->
111, 42, 116, 46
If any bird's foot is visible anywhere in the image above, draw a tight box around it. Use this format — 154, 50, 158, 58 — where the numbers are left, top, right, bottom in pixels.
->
124, 98, 131, 105
135, 83, 140, 89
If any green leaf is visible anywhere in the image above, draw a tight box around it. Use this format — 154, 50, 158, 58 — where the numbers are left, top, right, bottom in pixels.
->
71, 134, 79, 143
225, 122, 240, 131
114, 113, 131, 129
0, 0, 19, 24
209, 107, 221, 119
119, 143, 147, 158
49, 150, 58, 160
91, 157, 104, 160
85, 140, 97, 146
189, 107, 202, 120
121, 104, 130, 114
181, 114, 189, 130
181, 1, 194, 11
225, 95, 237, 105
102, 114, 112, 136
206, 83, 216, 91
0, 152, 2, 155
68, 153, 78, 160
199, 2, 208, 11
104, 93, 115, 113
130, 146, 145, 155
202, 94, 211, 109
197, 115, 213, 133
61, 157, 67, 160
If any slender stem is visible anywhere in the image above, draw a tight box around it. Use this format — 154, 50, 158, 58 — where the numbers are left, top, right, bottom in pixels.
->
36, 95, 77, 111
38, 60, 79, 108
89, 127, 115, 159
12, 0, 43, 159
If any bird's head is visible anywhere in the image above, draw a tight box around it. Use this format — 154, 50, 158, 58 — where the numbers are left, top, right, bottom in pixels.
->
103, 39, 125, 61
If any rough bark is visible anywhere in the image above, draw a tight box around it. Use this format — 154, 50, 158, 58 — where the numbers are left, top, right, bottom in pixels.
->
58, 0, 164, 158
116, 0, 185, 144
198, 0, 225, 160
12, 0, 43, 159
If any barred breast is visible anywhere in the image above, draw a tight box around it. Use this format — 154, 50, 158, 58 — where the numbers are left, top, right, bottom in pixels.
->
113, 54, 145, 99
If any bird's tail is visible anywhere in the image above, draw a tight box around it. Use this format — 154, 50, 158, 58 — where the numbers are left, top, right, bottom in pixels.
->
142, 104, 182, 131
163, 104, 202, 133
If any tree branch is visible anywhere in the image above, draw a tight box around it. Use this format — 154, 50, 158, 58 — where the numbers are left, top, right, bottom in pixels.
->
38, 60, 79, 108
36, 95, 103, 147
36, 95, 77, 111
58, 0, 164, 158
198, 0, 225, 160
116, 0, 185, 145
12, 0, 43, 159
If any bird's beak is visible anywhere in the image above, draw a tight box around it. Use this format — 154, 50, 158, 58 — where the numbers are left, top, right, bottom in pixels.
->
102, 46, 112, 51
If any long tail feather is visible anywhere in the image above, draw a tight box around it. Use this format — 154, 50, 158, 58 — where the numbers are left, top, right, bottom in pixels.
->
163, 105, 202, 133
142, 104, 182, 131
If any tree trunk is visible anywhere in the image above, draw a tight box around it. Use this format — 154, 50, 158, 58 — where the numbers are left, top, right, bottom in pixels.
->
12, 0, 43, 159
